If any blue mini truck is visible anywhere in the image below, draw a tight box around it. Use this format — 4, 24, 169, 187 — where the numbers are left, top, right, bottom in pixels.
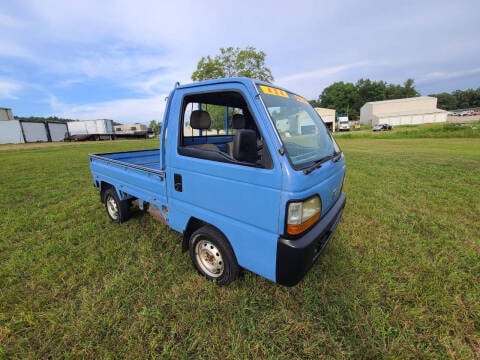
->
89, 77, 346, 286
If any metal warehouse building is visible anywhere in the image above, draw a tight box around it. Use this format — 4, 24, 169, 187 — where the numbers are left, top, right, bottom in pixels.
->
360, 96, 447, 126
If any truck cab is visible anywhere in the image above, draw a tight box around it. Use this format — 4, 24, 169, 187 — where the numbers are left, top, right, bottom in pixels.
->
89, 78, 346, 286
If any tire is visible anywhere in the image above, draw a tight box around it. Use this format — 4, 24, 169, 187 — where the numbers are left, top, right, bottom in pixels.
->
189, 226, 239, 285
104, 188, 130, 223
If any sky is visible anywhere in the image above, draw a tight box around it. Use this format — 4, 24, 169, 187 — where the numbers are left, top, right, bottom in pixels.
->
1, 0, 479, 124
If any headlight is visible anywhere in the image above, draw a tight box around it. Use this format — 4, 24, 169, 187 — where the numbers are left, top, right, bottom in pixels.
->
286, 195, 322, 236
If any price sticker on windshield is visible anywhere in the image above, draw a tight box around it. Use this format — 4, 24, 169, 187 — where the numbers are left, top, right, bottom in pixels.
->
259, 85, 289, 98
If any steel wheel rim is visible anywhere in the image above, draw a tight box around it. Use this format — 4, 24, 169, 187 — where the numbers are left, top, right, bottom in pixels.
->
195, 239, 224, 278
106, 195, 119, 220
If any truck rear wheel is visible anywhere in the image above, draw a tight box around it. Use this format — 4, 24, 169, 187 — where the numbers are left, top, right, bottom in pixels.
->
104, 188, 130, 223
189, 226, 239, 285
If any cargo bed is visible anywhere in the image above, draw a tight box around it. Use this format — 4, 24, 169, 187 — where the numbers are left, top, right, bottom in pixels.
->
90, 149, 162, 172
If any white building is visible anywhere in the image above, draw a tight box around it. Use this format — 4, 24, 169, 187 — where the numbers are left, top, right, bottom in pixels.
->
0, 107, 14, 121
315, 107, 336, 132
360, 96, 447, 126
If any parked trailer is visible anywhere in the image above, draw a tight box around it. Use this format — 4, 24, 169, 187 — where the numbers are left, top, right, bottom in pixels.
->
66, 119, 114, 141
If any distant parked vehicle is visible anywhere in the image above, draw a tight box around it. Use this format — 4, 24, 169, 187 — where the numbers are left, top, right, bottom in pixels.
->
337, 116, 350, 131
65, 119, 114, 141
373, 124, 392, 131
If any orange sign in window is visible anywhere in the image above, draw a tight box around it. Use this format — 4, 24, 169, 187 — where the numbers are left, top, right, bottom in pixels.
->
259, 85, 289, 98
294, 95, 308, 104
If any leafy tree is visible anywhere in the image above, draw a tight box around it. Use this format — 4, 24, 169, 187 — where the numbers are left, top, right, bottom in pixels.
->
430, 87, 480, 110
356, 78, 387, 105
403, 78, 419, 98
386, 79, 419, 99
453, 88, 480, 108
191, 46, 274, 83
149, 120, 161, 135
318, 82, 360, 118
433, 92, 458, 110
309, 99, 322, 108
202, 105, 226, 134
200, 104, 242, 135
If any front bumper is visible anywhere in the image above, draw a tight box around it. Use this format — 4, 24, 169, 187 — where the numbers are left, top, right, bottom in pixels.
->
276, 193, 346, 286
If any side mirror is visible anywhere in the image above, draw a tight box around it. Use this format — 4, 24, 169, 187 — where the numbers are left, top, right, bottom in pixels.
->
233, 129, 257, 163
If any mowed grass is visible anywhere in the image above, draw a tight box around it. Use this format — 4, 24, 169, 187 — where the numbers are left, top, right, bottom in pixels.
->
0, 134, 479, 359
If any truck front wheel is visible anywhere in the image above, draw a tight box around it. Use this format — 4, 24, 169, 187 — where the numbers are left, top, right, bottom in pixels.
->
104, 188, 130, 223
189, 226, 239, 285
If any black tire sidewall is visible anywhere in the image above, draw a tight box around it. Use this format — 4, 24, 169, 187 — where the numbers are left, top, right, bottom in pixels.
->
104, 188, 129, 223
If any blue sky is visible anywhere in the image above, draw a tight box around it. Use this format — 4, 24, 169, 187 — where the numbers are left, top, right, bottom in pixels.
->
1, 0, 479, 124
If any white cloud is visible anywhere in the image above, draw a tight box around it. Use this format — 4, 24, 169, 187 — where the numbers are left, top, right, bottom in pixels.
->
52, 95, 168, 124
0, 79, 23, 99
276, 62, 370, 98
277, 62, 370, 83
419, 67, 480, 83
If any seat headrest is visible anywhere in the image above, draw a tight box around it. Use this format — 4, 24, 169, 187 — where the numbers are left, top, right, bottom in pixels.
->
231, 114, 246, 129
190, 110, 211, 130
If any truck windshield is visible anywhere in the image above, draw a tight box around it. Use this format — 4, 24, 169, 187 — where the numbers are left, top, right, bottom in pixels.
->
257, 84, 340, 169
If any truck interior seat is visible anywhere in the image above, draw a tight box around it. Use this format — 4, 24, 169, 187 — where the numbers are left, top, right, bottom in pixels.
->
227, 113, 246, 156
189, 110, 219, 151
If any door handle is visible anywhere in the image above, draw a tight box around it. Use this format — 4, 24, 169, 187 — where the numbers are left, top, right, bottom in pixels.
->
174, 173, 183, 192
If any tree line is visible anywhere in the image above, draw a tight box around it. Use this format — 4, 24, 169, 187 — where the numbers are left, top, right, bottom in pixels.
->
429, 88, 480, 111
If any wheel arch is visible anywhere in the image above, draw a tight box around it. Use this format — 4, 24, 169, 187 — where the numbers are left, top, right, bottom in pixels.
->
182, 218, 235, 259
182, 217, 205, 252
99, 181, 114, 203
99, 182, 133, 203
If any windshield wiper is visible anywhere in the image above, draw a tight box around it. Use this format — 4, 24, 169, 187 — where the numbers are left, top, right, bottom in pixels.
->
332, 151, 342, 162
302, 155, 333, 175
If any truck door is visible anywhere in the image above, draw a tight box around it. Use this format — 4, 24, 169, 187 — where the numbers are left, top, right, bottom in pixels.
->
166, 82, 282, 280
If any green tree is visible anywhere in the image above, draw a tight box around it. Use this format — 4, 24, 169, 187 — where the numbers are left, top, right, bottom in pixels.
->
191, 46, 274, 83
149, 120, 161, 135
430, 88, 480, 110
308, 99, 322, 108
355, 78, 387, 105
318, 82, 360, 118
200, 104, 242, 135
432, 92, 458, 110
386, 79, 419, 99
454, 88, 480, 108
403, 78, 420, 98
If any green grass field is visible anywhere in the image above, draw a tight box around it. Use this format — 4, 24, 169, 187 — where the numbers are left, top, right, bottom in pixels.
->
1, 127, 479, 358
